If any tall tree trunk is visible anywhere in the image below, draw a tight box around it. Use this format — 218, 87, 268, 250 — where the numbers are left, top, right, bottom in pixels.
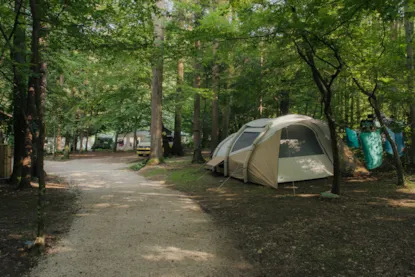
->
405, 1, 415, 165
35, 58, 46, 248
79, 132, 84, 152
27, 0, 46, 247
63, 134, 70, 159
19, 0, 41, 189
56, 125, 61, 151
344, 89, 349, 126
298, 48, 342, 194
72, 133, 77, 153
259, 49, 264, 117
192, 39, 204, 163
149, 0, 164, 164
133, 129, 138, 150
220, 66, 233, 140
172, 58, 184, 156
356, 90, 361, 123
56, 74, 64, 151
113, 131, 118, 153
202, 97, 209, 148
220, 98, 231, 140
211, 42, 220, 154
162, 125, 171, 158
85, 130, 89, 152
350, 91, 355, 127
10, 0, 26, 187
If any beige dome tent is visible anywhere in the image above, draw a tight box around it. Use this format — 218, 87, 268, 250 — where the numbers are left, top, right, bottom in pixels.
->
207, 114, 335, 188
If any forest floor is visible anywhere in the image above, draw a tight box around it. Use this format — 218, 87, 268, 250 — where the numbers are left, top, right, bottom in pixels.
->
140, 155, 415, 277
0, 176, 78, 277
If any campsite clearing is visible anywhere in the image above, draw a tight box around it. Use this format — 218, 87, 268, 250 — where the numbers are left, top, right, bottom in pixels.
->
140, 156, 415, 277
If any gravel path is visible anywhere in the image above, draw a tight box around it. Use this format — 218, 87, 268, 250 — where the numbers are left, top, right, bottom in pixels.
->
29, 157, 254, 277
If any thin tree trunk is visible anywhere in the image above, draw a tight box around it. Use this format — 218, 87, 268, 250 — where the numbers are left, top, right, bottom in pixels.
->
162, 125, 171, 157
298, 49, 342, 194
79, 132, 84, 152
149, 0, 164, 164
259, 49, 264, 117
72, 133, 77, 153
221, 98, 231, 140
133, 129, 138, 150
27, 0, 46, 247
211, 41, 220, 154
405, 1, 415, 164
356, 91, 361, 123
350, 91, 355, 127
63, 134, 70, 159
10, 0, 26, 187
220, 66, 233, 140
56, 125, 61, 151
192, 39, 204, 163
113, 131, 118, 153
202, 97, 209, 148
353, 79, 405, 186
172, 58, 184, 156
85, 130, 89, 152
19, 0, 41, 189
35, 58, 46, 248
344, 89, 349, 126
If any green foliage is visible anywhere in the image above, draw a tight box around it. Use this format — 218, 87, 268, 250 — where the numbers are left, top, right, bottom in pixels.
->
129, 161, 146, 171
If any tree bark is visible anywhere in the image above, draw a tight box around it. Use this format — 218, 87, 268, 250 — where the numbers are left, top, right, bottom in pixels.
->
56, 125, 61, 151
192, 39, 205, 163
10, 0, 26, 187
79, 132, 84, 152
63, 134, 70, 159
202, 97, 210, 147
149, 0, 164, 164
297, 47, 342, 194
113, 131, 118, 153
27, 0, 46, 247
19, 0, 41, 189
220, 66, 233, 140
171, 58, 184, 156
405, 1, 415, 165
85, 130, 89, 152
353, 79, 405, 186
350, 91, 354, 127
162, 126, 171, 158
72, 133, 77, 153
211, 41, 220, 154
133, 129, 138, 150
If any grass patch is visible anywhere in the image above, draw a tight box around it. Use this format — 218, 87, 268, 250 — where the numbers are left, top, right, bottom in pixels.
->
142, 155, 415, 277
129, 161, 146, 171
140, 167, 167, 177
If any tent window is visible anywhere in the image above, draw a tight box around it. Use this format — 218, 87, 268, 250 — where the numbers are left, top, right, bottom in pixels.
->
279, 125, 324, 158
232, 132, 260, 152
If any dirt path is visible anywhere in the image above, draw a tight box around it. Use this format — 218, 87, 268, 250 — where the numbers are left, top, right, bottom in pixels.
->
29, 157, 254, 277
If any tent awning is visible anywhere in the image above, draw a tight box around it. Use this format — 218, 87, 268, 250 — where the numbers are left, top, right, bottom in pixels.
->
206, 156, 225, 169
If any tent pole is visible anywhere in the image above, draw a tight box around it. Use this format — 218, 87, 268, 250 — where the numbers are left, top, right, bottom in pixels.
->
243, 123, 271, 183
224, 125, 247, 176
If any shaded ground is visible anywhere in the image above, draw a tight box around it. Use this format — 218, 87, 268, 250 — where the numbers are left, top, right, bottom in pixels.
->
140, 155, 415, 277
46, 150, 140, 162
29, 156, 256, 277
0, 176, 78, 277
